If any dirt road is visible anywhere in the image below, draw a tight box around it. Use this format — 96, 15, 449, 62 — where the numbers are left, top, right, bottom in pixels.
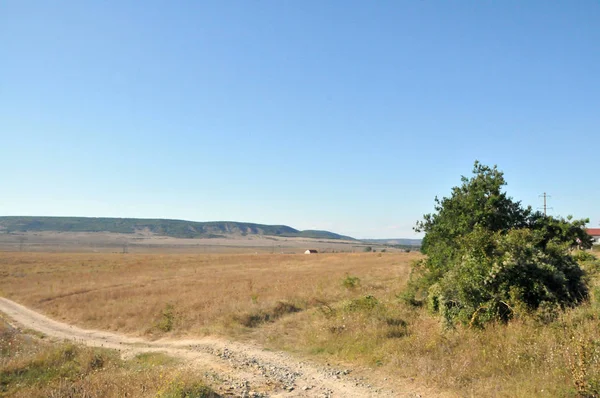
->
0, 297, 437, 397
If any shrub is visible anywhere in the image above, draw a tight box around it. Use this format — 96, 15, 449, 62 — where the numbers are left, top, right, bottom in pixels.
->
341, 275, 360, 289
573, 251, 598, 263
412, 161, 592, 326
577, 251, 600, 276
157, 303, 176, 332
344, 295, 379, 312
235, 301, 301, 328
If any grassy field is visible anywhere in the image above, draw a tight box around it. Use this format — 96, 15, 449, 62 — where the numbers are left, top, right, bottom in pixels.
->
0, 252, 415, 336
2, 251, 600, 397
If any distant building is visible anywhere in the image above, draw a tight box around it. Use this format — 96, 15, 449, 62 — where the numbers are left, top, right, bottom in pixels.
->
304, 249, 318, 254
587, 228, 600, 245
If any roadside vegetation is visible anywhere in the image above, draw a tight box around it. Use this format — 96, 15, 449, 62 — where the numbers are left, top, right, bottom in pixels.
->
0, 317, 217, 397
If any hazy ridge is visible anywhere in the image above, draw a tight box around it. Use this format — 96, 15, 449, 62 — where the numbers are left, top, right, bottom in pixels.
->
363, 238, 422, 247
0, 216, 355, 241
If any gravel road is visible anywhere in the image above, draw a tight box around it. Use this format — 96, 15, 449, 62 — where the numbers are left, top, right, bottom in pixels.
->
0, 297, 441, 397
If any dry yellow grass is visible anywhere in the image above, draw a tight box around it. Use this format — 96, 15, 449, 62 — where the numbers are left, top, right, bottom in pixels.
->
0, 252, 416, 337
2, 250, 600, 397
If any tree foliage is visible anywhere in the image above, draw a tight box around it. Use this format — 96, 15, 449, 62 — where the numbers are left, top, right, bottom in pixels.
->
411, 161, 593, 326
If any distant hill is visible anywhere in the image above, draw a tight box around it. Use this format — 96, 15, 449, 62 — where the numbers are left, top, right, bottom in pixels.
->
0, 216, 355, 240
363, 238, 422, 247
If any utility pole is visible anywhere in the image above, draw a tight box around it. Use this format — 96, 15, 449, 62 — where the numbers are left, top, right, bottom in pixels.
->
539, 192, 553, 216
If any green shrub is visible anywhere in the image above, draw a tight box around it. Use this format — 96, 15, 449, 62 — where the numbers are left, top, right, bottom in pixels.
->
573, 250, 598, 263
341, 275, 360, 289
157, 303, 175, 332
344, 295, 379, 312
577, 251, 600, 276
413, 161, 592, 326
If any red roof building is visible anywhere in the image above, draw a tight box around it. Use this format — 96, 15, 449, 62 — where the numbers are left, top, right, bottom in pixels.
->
587, 229, 600, 245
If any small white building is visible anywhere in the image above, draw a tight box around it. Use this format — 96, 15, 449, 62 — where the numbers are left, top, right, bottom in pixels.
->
304, 249, 318, 254
587, 229, 600, 245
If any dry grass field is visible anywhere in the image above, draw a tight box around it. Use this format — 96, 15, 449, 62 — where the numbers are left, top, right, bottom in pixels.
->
2, 250, 600, 397
0, 252, 415, 337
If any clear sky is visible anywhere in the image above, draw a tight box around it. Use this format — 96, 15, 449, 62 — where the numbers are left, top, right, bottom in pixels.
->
1, 1, 599, 239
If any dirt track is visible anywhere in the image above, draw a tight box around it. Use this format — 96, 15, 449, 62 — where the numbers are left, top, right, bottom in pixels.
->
0, 297, 439, 397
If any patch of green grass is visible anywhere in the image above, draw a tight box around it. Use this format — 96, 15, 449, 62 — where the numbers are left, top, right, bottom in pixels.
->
0, 342, 118, 394
21, 328, 46, 339
130, 352, 178, 369
0, 320, 216, 397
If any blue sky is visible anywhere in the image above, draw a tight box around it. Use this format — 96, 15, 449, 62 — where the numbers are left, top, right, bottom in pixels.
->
1, 1, 599, 239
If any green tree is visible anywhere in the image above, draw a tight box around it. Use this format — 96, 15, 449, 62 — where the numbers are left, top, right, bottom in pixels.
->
411, 161, 592, 326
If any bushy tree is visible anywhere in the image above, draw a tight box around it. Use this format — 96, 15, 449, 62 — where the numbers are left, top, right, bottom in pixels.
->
411, 161, 593, 326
